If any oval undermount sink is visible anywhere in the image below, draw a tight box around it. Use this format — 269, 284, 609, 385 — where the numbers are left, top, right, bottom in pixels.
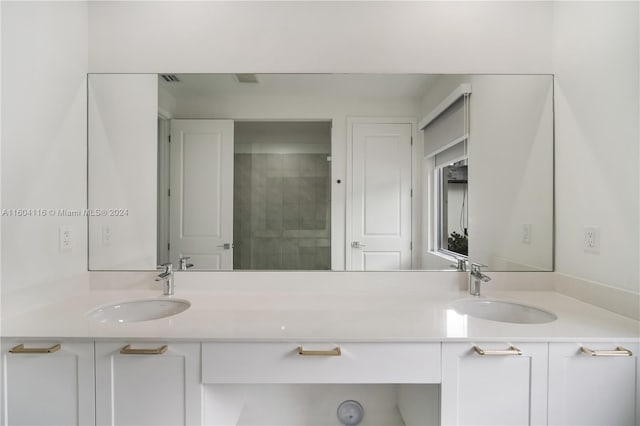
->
452, 299, 557, 324
87, 298, 190, 324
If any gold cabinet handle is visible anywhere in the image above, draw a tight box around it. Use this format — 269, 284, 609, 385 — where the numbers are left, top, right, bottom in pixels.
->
298, 346, 342, 356
9, 344, 61, 354
120, 344, 168, 355
581, 346, 633, 357
473, 345, 522, 356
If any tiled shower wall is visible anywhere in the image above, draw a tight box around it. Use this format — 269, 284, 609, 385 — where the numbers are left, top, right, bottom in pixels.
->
233, 154, 331, 270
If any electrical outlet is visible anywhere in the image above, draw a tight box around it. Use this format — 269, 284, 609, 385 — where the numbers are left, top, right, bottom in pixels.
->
584, 226, 600, 253
59, 226, 73, 252
522, 224, 532, 244
102, 224, 112, 247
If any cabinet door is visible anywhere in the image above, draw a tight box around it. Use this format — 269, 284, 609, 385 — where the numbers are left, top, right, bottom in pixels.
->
95, 341, 201, 426
441, 342, 548, 426
548, 342, 640, 426
1, 340, 95, 426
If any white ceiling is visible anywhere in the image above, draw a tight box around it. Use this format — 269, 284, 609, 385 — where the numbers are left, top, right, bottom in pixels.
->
159, 73, 440, 102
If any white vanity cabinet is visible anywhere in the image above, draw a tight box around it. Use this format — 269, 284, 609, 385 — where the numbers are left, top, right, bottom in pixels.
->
440, 342, 548, 426
3, 337, 638, 426
94, 341, 201, 426
548, 342, 640, 426
201, 342, 441, 383
0, 340, 95, 426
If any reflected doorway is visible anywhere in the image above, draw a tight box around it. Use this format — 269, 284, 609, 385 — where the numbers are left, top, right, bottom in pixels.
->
233, 121, 332, 270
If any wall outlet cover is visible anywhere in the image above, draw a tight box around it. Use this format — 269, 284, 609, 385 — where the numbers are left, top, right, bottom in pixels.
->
584, 226, 600, 254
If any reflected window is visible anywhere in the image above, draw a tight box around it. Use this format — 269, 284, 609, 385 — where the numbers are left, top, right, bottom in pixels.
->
436, 159, 468, 257
422, 86, 470, 263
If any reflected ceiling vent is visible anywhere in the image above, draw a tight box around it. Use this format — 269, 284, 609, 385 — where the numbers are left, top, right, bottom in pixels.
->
234, 74, 259, 84
160, 74, 180, 82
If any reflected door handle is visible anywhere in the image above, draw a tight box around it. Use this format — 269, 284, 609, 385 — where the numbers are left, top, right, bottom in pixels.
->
351, 241, 366, 248
217, 243, 232, 250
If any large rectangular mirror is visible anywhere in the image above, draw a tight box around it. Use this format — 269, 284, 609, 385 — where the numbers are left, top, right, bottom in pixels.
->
88, 73, 553, 272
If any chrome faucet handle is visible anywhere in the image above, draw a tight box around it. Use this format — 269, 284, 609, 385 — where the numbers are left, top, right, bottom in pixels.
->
155, 263, 173, 279
155, 263, 175, 295
470, 262, 488, 275
178, 256, 194, 271
157, 262, 173, 273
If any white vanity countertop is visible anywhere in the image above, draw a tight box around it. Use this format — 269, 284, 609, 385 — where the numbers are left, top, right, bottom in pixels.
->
2, 276, 639, 342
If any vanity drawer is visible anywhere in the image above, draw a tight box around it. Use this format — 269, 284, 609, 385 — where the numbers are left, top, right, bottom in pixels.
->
201, 342, 440, 384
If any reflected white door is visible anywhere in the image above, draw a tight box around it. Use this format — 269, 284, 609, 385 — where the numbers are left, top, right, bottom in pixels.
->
349, 122, 412, 270
170, 120, 234, 270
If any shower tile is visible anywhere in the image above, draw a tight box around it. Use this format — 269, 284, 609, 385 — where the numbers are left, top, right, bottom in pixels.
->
315, 155, 330, 175
283, 204, 301, 230
297, 239, 316, 248
266, 209, 283, 232
282, 154, 299, 172
315, 181, 329, 202
300, 204, 317, 229
316, 247, 331, 269
266, 177, 283, 202
283, 178, 301, 204
266, 154, 283, 172
299, 154, 315, 177
314, 207, 327, 223
281, 242, 300, 270
316, 238, 331, 248
234, 153, 331, 270
298, 182, 314, 205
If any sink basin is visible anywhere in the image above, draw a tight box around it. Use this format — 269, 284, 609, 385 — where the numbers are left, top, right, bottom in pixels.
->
87, 298, 190, 324
452, 299, 557, 324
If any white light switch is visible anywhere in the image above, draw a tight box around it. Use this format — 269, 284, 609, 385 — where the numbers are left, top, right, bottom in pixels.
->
522, 224, 532, 244
102, 224, 112, 247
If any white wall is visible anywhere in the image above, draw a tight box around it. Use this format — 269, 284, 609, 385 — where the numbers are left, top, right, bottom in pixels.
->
3, 1, 636, 305
88, 74, 158, 270
88, 1, 553, 74
1, 2, 88, 295
553, 1, 640, 294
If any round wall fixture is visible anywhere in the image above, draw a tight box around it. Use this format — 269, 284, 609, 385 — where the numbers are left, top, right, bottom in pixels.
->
337, 400, 364, 426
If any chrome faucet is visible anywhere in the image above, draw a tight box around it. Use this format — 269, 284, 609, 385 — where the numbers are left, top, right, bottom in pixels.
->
155, 263, 174, 295
469, 263, 491, 296
178, 256, 194, 271
452, 257, 467, 271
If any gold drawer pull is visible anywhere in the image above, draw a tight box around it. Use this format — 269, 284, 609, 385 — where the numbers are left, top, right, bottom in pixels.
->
474, 345, 522, 356
9, 344, 61, 354
581, 346, 633, 357
120, 344, 168, 355
298, 346, 341, 356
